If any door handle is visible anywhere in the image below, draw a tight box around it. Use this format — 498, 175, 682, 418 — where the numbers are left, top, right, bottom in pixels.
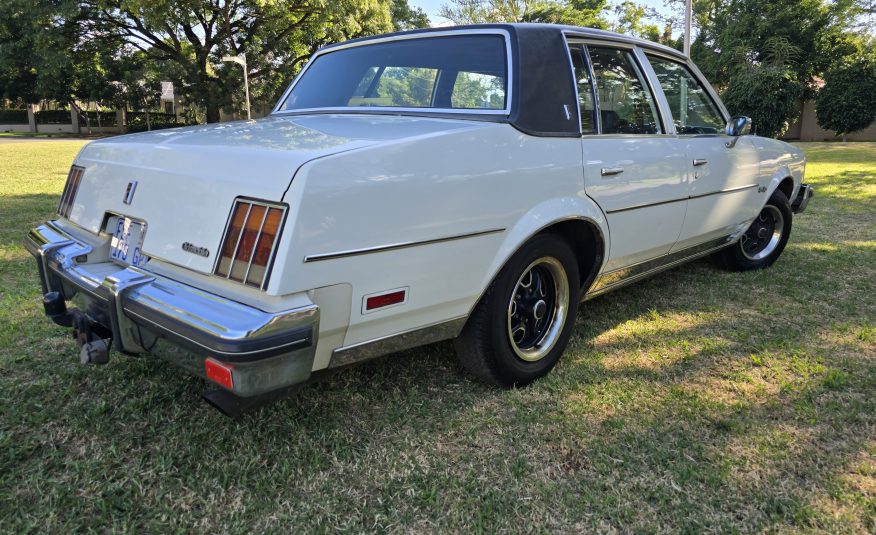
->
601, 167, 624, 176
693, 159, 708, 167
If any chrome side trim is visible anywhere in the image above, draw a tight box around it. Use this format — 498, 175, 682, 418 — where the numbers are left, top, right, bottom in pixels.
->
690, 183, 758, 199
604, 184, 758, 215
329, 316, 466, 368
585, 235, 734, 298
303, 228, 506, 263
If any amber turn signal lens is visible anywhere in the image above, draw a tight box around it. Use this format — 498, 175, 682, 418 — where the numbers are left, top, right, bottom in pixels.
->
214, 199, 286, 290
58, 166, 84, 218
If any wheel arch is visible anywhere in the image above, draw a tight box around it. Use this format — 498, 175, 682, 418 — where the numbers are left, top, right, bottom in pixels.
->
466, 197, 610, 319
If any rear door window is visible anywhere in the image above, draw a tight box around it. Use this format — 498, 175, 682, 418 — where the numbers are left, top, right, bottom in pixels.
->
586, 46, 662, 135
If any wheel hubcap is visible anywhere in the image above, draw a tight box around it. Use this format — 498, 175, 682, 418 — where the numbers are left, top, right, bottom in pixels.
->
507, 257, 570, 362
741, 205, 784, 261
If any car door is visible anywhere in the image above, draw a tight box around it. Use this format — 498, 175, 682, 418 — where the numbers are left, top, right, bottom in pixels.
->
644, 54, 762, 251
569, 43, 689, 272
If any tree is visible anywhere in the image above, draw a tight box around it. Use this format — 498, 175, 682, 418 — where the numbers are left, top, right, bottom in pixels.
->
391, 0, 430, 30
0, 0, 130, 111
438, 0, 608, 27
84, 0, 394, 122
815, 57, 876, 141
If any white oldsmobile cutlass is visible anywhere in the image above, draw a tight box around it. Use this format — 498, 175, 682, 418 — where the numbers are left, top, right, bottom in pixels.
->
26, 24, 813, 413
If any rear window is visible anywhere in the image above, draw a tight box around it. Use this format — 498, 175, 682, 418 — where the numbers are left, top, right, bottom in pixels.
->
277, 35, 509, 113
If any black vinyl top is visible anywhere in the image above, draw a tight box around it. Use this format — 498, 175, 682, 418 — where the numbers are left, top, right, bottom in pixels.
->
318, 24, 687, 137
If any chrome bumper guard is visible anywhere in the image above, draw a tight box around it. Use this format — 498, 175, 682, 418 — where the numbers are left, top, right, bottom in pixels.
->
25, 221, 319, 397
792, 183, 814, 213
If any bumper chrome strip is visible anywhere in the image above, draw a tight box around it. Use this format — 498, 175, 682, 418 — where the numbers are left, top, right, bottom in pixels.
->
25, 221, 320, 365
303, 228, 505, 263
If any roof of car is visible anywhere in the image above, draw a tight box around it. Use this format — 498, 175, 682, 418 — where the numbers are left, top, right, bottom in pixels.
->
321, 22, 688, 61
307, 23, 690, 137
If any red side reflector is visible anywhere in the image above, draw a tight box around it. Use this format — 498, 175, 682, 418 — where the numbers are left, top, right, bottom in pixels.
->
204, 358, 234, 389
365, 289, 407, 311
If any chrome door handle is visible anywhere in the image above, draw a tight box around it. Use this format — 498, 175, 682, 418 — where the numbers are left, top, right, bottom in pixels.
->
693, 159, 708, 166
601, 167, 624, 176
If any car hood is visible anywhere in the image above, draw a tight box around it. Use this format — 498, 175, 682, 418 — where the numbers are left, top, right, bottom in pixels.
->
69, 114, 486, 273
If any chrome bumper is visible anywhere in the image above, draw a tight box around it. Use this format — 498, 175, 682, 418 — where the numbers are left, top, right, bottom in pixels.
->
24, 221, 319, 397
792, 183, 814, 213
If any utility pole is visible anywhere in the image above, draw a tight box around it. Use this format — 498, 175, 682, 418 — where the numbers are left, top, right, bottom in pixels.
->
684, 0, 692, 57
222, 53, 251, 120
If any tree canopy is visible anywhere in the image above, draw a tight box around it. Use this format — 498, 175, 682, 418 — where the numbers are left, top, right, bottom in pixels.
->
0, 0, 429, 121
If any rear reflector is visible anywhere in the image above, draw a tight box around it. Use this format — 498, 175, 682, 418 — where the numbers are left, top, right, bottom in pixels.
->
214, 199, 287, 290
58, 166, 84, 218
364, 288, 408, 312
204, 358, 234, 390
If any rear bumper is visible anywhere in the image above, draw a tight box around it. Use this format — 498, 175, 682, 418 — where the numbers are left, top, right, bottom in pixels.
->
792, 183, 814, 213
24, 221, 319, 397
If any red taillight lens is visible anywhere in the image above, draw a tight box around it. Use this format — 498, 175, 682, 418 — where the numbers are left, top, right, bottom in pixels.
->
214, 199, 286, 290
58, 166, 84, 218
204, 358, 234, 389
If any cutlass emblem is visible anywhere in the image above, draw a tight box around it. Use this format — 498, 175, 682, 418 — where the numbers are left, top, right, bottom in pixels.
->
182, 242, 210, 258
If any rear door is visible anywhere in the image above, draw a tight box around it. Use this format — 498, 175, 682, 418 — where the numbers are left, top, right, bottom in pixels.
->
644, 53, 761, 251
569, 43, 689, 272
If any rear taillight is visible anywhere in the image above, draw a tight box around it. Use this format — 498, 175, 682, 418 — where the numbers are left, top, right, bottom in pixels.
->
58, 166, 84, 218
214, 198, 286, 290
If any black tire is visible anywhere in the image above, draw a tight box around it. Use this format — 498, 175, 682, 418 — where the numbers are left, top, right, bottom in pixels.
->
716, 189, 793, 271
454, 233, 580, 387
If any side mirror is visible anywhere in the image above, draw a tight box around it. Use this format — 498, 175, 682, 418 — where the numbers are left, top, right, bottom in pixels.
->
725, 116, 752, 137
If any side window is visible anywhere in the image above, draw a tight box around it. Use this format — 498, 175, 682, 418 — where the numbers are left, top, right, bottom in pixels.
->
348, 66, 439, 108
647, 55, 725, 134
587, 46, 662, 135
568, 46, 597, 134
451, 71, 505, 109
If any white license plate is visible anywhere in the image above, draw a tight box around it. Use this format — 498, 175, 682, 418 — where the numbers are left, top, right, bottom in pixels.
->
109, 216, 148, 267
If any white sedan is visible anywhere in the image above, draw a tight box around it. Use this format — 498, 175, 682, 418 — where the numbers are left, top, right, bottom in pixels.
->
26, 23, 812, 414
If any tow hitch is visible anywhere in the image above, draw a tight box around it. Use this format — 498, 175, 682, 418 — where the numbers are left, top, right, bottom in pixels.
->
43, 291, 110, 365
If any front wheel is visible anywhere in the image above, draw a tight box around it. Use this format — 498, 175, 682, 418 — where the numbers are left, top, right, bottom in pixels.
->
716, 189, 793, 271
454, 233, 580, 387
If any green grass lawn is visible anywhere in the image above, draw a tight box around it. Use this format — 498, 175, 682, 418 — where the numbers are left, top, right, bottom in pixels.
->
1, 141, 874, 533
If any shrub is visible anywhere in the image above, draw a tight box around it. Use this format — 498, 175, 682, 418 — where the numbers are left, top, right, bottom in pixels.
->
721, 65, 803, 138
815, 58, 876, 141
0, 109, 28, 124
35, 109, 71, 125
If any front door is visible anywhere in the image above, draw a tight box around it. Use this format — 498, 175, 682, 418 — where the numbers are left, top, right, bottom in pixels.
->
570, 44, 689, 272
645, 54, 761, 251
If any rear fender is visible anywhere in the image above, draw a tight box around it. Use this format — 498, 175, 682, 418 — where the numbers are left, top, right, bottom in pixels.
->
472, 196, 609, 312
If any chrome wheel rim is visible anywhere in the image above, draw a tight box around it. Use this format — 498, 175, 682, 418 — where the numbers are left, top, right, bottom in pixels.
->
741, 205, 784, 261
507, 257, 569, 362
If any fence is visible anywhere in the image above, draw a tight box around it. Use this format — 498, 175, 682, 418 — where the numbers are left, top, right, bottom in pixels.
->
126, 112, 188, 132
0, 109, 28, 124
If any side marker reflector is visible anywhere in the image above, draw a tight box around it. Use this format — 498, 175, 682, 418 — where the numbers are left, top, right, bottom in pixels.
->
204, 358, 234, 390
364, 288, 408, 313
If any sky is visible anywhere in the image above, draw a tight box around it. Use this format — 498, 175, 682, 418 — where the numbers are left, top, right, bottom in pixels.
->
414, 0, 679, 26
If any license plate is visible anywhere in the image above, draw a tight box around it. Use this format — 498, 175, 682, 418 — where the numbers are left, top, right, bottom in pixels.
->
109, 216, 148, 267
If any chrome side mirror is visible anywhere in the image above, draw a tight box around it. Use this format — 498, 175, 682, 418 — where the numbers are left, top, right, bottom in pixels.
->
725, 116, 752, 148
725, 116, 752, 137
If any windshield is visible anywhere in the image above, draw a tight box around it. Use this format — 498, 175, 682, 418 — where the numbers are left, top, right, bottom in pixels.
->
276, 34, 509, 113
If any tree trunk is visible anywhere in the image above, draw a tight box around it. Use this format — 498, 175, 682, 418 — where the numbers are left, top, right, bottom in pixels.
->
206, 104, 221, 123
842, 134, 847, 143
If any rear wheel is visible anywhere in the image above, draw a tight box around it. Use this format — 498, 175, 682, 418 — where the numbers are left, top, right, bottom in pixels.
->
716, 189, 793, 271
454, 233, 580, 387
